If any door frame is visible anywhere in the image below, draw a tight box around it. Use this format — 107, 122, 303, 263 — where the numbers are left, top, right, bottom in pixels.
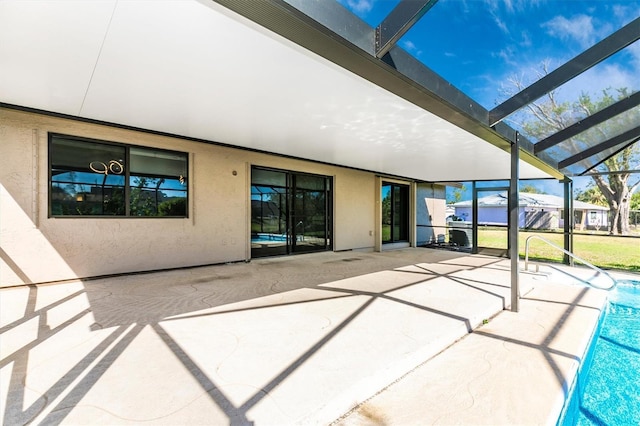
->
376, 177, 415, 252
249, 165, 333, 258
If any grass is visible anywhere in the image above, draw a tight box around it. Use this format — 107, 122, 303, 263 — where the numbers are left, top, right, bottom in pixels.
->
382, 224, 391, 242
477, 228, 640, 272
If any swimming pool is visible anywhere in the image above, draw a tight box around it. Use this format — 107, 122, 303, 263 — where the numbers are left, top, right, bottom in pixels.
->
560, 279, 640, 426
252, 233, 288, 243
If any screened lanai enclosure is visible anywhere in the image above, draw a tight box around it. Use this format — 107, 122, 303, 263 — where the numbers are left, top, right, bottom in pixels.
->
1, 1, 639, 310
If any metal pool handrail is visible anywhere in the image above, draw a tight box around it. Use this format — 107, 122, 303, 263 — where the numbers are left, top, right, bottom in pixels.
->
524, 235, 617, 290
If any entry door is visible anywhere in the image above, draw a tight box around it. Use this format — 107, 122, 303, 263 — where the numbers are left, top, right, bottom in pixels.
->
251, 167, 332, 258
382, 182, 409, 244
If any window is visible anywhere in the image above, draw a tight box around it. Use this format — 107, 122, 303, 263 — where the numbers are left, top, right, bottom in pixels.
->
50, 134, 188, 217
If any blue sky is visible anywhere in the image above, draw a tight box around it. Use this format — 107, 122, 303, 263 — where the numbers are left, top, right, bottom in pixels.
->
339, 0, 640, 109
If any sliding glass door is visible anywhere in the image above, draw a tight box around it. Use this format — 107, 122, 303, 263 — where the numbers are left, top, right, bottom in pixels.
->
382, 182, 409, 244
251, 167, 332, 258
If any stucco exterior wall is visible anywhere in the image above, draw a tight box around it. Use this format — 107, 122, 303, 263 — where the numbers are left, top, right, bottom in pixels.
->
417, 183, 446, 245
1, 108, 376, 286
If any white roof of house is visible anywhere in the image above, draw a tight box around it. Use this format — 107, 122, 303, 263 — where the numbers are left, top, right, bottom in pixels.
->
452, 192, 609, 211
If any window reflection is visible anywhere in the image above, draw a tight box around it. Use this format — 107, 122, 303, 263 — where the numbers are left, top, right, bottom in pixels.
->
51, 138, 126, 216
50, 135, 188, 217
130, 147, 188, 217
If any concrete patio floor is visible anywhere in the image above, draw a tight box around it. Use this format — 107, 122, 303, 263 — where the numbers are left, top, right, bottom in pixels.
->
0, 248, 620, 425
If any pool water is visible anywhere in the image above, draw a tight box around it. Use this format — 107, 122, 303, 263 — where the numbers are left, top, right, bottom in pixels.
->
561, 279, 640, 426
252, 234, 288, 243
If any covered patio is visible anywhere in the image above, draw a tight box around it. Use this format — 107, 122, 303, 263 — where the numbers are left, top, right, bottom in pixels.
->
1, 1, 639, 424
1, 1, 637, 301
1, 248, 619, 425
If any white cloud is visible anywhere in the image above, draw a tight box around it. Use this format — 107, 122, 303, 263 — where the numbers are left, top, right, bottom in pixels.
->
402, 40, 416, 51
542, 14, 596, 48
520, 31, 532, 48
401, 39, 422, 57
628, 40, 640, 69
483, 0, 510, 13
483, 39, 640, 109
492, 46, 518, 68
492, 12, 509, 34
345, 0, 374, 14
484, 0, 545, 15
483, 0, 510, 34
554, 63, 638, 104
612, 4, 640, 24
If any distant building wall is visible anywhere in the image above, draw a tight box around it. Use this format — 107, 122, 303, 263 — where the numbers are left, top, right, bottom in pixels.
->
477, 207, 508, 226
453, 206, 527, 227
584, 209, 609, 230
454, 207, 471, 223
455, 205, 609, 231
456, 206, 563, 229
523, 209, 559, 229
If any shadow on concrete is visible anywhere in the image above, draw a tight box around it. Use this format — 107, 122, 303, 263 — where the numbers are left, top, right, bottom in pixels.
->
1, 249, 515, 425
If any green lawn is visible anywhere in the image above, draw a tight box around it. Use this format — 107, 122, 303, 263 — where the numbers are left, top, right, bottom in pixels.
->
382, 224, 391, 242
477, 229, 640, 272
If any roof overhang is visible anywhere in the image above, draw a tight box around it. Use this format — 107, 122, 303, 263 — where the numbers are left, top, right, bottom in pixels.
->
0, 0, 559, 181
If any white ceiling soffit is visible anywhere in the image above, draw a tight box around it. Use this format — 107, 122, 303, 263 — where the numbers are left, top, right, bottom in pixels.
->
0, 0, 552, 181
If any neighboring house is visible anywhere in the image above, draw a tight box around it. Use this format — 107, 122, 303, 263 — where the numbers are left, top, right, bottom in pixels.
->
451, 192, 609, 231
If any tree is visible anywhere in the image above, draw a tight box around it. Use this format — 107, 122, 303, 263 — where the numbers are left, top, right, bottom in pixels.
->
573, 90, 640, 235
631, 191, 640, 211
448, 184, 467, 204
507, 73, 640, 235
130, 177, 165, 216
159, 198, 186, 216
575, 183, 608, 207
381, 192, 391, 225
520, 184, 546, 194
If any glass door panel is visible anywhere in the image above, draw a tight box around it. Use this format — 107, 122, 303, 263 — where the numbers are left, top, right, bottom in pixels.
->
382, 184, 392, 243
474, 188, 509, 256
291, 174, 329, 253
393, 185, 409, 242
251, 170, 288, 257
382, 182, 409, 244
